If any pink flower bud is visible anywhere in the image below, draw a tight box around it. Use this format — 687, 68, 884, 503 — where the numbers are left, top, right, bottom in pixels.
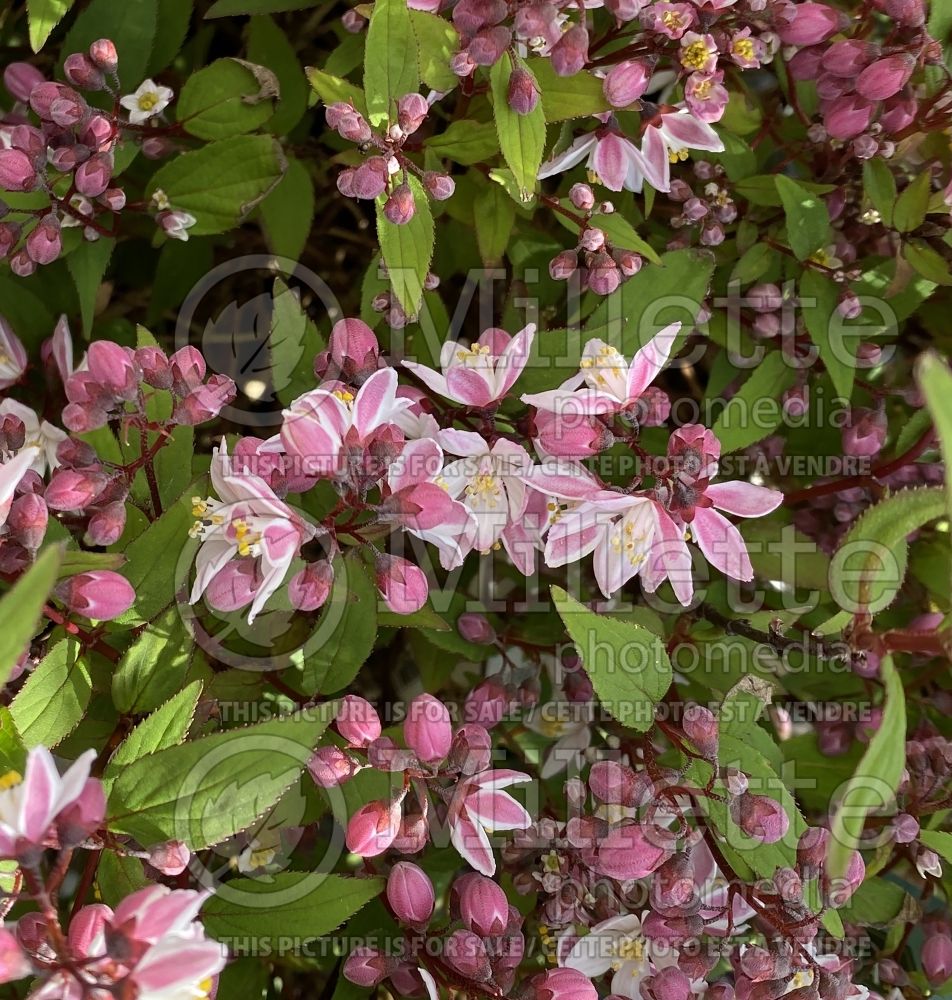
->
549, 250, 578, 280
64, 53, 105, 91
336, 168, 357, 198
776, 3, 843, 45
457, 612, 495, 644
351, 159, 389, 200
642, 967, 694, 1000
288, 560, 334, 611
733, 794, 789, 844
444, 928, 491, 980
0, 149, 37, 193
534, 968, 598, 1000
7, 493, 47, 552
89, 39, 119, 73
387, 861, 435, 926
468, 26, 512, 66
842, 406, 886, 457
141, 136, 174, 159
44, 469, 109, 511
893, 812, 919, 844
404, 693, 453, 763
48, 90, 87, 128
824, 95, 874, 141
587, 254, 621, 295
148, 840, 190, 875
0, 222, 20, 260
579, 227, 605, 252
782, 384, 809, 418
384, 184, 416, 225
375, 553, 428, 614
507, 65, 539, 114
336, 695, 382, 747
9, 250, 36, 278
682, 704, 718, 756
169, 345, 206, 392
857, 54, 915, 102
58, 570, 135, 620
308, 746, 359, 787
550, 25, 589, 76
603, 59, 650, 107
875, 0, 925, 25
74, 153, 113, 198
455, 872, 508, 935
25, 216, 61, 266
923, 934, 952, 985
345, 799, 402, 856
0, 926, 31, 982
329, 317, 380, 379
397, 93, 429, 134
423, 171, 455, 200
135, 346, 172, 389
569, 182, 594, 210
87, 340, 139, 399
3, 62, 45, 103
821, 40, 875, 78
826, 848, 865, 907
100, 187, 126, 211
84, 501, 126, 547
343, 947, 388, 988
448, 722, 492, 774
172, 376, 237, 425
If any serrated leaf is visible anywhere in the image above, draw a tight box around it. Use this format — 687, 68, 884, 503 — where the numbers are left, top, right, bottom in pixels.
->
528, 58, 610, 122
827, 656, 905, 879
28, 0, 74, 51
800, 269, 856, 401
426, 120, 499, 166
552, 586, 671, 732
0, 545, 62, 685
862, 159, 896, 228
203, 873, 384, 945
919, 829, 952, 864
902, 240, 952, 286
178, 59, 277, 140
10, 637, 91, 748
96, 852, 150, 907
376, 174, 434, 316
596, 213, 662, 266
67, 238, 114, 337
148, 0, 193, 75
490, 53, 546, 199
107, 681, 203, 773
893, 171, 931, 233
916, 352, 952, 594
112, 607, 194, 713
63, 0, 157, 88
829, 487, 946, 614
271, 277, 324, 406
410, 10, 459, 92
147, 135, 286, 236
475, 184, 515, 266
107, 705, 334, 848
775, 174, 831, 261
258, 157, 314, 264
248, 14, 309, 136
364, 0, 419, 126
712, 351, 796, 453
305, 67, 367, 116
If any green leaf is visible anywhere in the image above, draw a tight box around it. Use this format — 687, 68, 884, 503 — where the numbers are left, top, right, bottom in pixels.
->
528, 58, 610, 122
108, 681, 203, 773
271, 277, 325, 406
596, 213, 662, 267
827, 656, 905, 879
410, 10, 459, 92
0, 545, 62, 685
118, 491, 194, 625
305, 68, 366, 117
147, 135, 287, 237
376, 173, 434, 316
712, 351, 796, 453
96, 852, 150, 907
552, 586, 671, 733
902, 240, 952, 286
490, 53, 546, 200
735, 175, 836, 208
363, 0, 419, 126
258, 157, 314, 264
112, 607, 195, 713
10, 638, 92, 749
107, 705, 334, 848
775, 174, 831, 261
738, 520, 831, 593
829, 487, 946, 614
247, 15, 309, 136
28, 0, 74, 51
178, 59, 277, 140
800, 269, 856, 401
0, 708, 27, 774
426, 120, 499, 166
203, 873, 384, 945
63, 0, 158, 88
893, 171, 931, 233
916, 352, 952, 593
67, 238, 114, 337
206, 0, 320, 13
294, 554, 378, 695
148, 0, 193, 75
919, 829, 952, 865
862, 159, 896, 228
474, 184, 516, 266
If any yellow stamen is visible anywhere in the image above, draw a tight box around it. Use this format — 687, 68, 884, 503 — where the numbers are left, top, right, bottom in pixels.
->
681, 40, 711, 72
0, 770, 22, 790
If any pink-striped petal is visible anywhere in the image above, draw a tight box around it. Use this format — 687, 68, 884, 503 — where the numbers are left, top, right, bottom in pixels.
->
626, 321, 682, 400
706, 481, 783, 518
691, 506, 753, 581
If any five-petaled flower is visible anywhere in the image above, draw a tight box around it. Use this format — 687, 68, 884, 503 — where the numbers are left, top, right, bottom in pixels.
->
120, 79, 173, 124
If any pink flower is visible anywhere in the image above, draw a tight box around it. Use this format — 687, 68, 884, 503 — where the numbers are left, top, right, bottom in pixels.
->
189, 440, 316, 623
0, 447, 39, 530
684, 71, 729, 123
646, 3, 697, 38
522, 322, 682, 416
0, 747, 104, 860
638, 108, 724, 193
538, 126, 647, 192
448, 768, 532, 875
438, 430, 534, 555
402, 324, 535, 407
0, 318, 27, 390
380, 437, 477, 570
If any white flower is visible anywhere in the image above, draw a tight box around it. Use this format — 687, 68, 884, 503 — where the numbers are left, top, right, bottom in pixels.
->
0, 400, 67, 475
158, 210, 197, 242
120, 79, 173, 125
